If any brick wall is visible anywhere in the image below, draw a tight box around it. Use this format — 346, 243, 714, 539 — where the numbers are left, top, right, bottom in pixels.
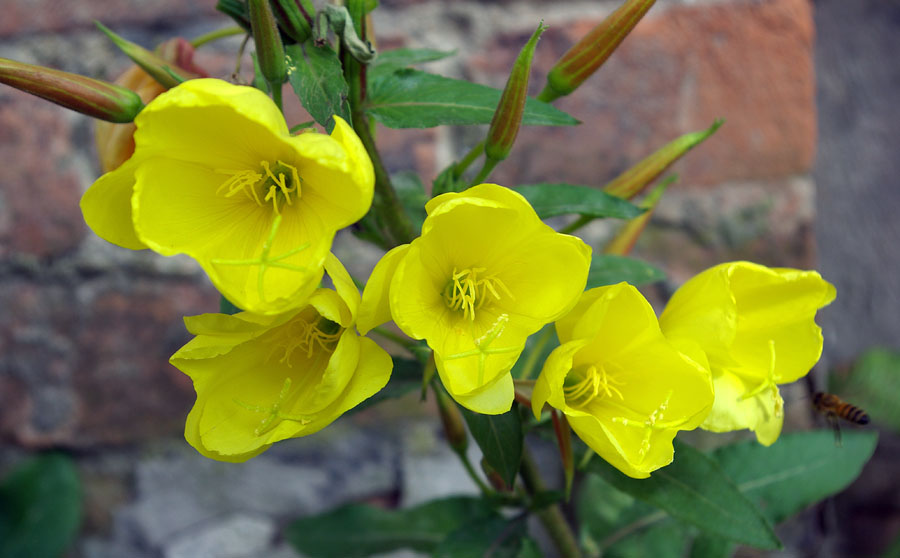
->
0, 0, 839, 556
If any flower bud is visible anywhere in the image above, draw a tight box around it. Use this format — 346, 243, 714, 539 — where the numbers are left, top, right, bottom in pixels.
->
484, 22, 546, 163
96, 22, 199, 89
95, 38, 208, 172
604, 119, 722, 199
0, 57, 143, 123
271, 0, 315, 44
550, 410, 574, 500
435, 387, 468, 454
604, 176, 672, 256
249, 0, 287, 85
539, 0, 656, 101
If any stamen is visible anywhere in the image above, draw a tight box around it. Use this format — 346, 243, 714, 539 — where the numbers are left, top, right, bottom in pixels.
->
215, 160, 302, 214
563, 364, 624, 407
442, 267, 512, 321
270, 316, 343, 366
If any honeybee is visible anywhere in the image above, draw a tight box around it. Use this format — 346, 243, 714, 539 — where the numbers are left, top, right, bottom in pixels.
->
812, 392, 869, 447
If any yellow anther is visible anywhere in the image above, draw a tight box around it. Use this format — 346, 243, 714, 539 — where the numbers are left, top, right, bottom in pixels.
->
442, 267, 512, 321
271, 316, 342, 366
216, 160, 302, 214
563, 364, 624, 407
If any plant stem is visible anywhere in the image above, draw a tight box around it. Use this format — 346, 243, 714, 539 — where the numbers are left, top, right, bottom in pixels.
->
371, 326, 418, 352
453, 140, 486, 179
518, 327, 555, 380
270, 80, 284, 113
470, 156, 499, 187
520, 448, 582, 558
191, 26, 245, 48
559, 214, 593, 235
536, 86, 562, 104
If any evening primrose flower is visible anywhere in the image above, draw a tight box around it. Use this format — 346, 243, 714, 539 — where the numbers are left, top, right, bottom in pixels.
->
359, 184, 591, 414
171, 254, 392, 462
532, 283, 714, 478
659, 261, 836, 446
81, 78, 374, 315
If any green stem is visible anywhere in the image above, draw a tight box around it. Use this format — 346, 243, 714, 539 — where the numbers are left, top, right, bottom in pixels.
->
536, 85, 563, 104
470, 156, 499, 187
453, 140, 486, 179
559, 214, 593, 235
520, 448, 582, 558
270, 80, 284, 113
518, 327, 555, 380
371, 326, 418, 352
191, 26, 245, 48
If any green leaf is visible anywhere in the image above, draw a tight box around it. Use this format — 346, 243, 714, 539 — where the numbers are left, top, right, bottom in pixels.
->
712, 430, 878, 524
511, 324, 558, 381
349, 357, 422, 413
584, 441, 781, 549
833, 348, 900, 432
460, 407, 523, 489
586, 254, 665, 288
285, 43, 350, 131
286, 496, 495, 558
0, 454, 82, 558
369, 47, 456, 80
517, 538, 542, 558
391, 171, 428, 234
433, 515, 527, 558
516, 183, 644, 220
689, 534, 735, 558
366, 70, 579, 129
605, 521, 688, 558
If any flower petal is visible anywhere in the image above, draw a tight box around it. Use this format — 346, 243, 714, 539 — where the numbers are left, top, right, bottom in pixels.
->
80, 156, 147, 250
358, 244, 410, 335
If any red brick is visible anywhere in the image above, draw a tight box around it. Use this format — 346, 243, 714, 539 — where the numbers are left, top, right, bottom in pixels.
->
0, 89, 87, 258
0, 279, 218, 447
0, 0, 219, 38
469, 0, 815, 189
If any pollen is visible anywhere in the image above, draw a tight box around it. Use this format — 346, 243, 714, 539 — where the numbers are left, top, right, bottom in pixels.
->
442, 267, 512, 321
216, 160, 302, 214
563, 364, 624, 407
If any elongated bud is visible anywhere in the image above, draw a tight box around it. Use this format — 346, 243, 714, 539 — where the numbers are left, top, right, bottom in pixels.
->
249, 0, 287, 85
551, 410, 574, 501
481, 459, 510, 492
96, 22, 198, 89
484, 22, 546, 163
539, 0, 655, 102
604, 175, 673, 256
0, 57, 143, 123
271, 0, 314, 44
435, 388, 468, 454
604, 119, 722, 199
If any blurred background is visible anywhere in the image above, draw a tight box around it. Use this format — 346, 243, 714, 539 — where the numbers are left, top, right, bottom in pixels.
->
0, 0, 898, 556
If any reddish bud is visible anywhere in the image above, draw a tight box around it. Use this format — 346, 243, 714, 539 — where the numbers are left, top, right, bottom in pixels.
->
604, 176, 673, 256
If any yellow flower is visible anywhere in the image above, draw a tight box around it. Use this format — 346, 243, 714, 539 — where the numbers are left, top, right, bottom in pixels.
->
532, 283, 714, 478
170, 254, 392, 462
359, 184, 591, 414
659, 261, 836, 446
81, 78, 374, 315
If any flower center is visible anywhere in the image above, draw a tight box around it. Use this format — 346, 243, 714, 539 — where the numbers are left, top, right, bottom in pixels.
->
563, 363, 624, 408
216, 160, 302, 214
270, 315, 343, 366
441, 267, 511, 321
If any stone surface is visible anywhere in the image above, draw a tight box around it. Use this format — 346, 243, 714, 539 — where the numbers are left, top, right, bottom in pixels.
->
163, 514, 276, 558
468, 0, 815, 189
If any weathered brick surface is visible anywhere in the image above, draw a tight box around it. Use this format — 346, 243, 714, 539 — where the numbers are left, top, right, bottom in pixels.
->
469, 0, 815, 189
0, 277, 216, 447
1, 0, 219, 38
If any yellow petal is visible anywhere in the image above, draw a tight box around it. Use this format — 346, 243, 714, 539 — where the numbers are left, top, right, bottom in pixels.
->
80, 156, 147, 250
443, 370, 515, 415
700, 369, 784, 446
358, 244, 410, 335
325, 252, 360, 320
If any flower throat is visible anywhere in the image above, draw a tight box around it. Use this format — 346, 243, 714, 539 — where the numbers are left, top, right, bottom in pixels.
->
442, 267, 511, 321
216, 160, 302, 214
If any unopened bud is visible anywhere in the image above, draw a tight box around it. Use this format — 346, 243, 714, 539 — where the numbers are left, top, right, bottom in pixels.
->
96, 22, 198, 89
435, 388, 468, 454
605, 176, 673, 255
604, 120, 722, 199
481, 459, 510, 492
485, 22, 546, 163
249, 0, 287, 85
95, 38, 208, 172
539, 0, 656, 102
0, 57, 143, 123
550, 410, 574, 501
271, 0, 315, 44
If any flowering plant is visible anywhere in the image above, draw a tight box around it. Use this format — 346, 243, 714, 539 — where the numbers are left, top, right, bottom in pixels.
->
0, 0, 876, 556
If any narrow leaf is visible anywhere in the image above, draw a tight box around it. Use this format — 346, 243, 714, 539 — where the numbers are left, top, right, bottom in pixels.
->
712, 430, 878, 524
586, 254, 665, 288
433, 515, 527, 558
369, 47, 456, 80
366, 70, 578, 129
0, 454, 82, 558
391, 171, 428, 234
285, 43, 350, 131
689, 534, 735, 558
517, 183, 643, 220
286, 496, 495, 558
584, 441, 781, 549
461, 407, 524, 489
